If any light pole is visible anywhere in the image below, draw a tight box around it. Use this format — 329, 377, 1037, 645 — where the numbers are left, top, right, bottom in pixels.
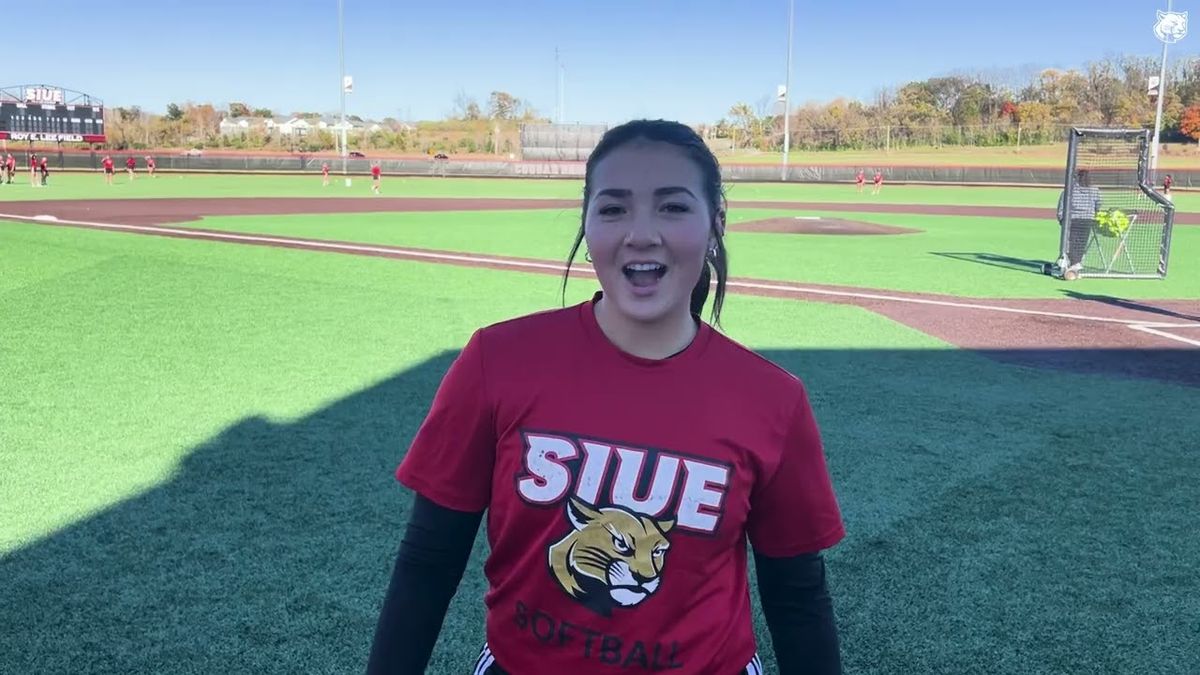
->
339, 0, 348, 180
556, 47, 564, 124
1150, 0, 1187, 173
781, 0, 794, 181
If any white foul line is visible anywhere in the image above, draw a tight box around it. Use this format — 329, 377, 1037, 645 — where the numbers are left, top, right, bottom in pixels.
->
4, 212, 1199, 332
1128, 325, 1200, 347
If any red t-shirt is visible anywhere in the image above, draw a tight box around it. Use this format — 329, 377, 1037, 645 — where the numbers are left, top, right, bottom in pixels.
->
874, 172, 882, 183
102, 158, 113, 170
322, 163, 330, 174
371, 165, 381, 178
855, 171, 864, 183
126, 157, 136, 169
396, 292, 844, 675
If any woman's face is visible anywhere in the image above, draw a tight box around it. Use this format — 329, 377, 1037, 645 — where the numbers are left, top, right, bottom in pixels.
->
584, 141, 716, 328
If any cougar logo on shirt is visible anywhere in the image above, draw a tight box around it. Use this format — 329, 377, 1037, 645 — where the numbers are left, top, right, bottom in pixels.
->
516, 432, 732, 616
548, 497, 674, 615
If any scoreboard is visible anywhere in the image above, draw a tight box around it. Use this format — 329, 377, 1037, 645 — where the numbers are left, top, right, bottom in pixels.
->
0, 85, 105, 143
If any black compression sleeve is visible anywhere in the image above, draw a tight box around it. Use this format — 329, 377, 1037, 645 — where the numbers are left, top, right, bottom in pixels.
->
366, 494, 484, 674
753, 550, 842, 675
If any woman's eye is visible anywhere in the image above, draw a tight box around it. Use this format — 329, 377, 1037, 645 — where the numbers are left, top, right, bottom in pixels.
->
662, 203, 689, 213
598, 205, 624, 216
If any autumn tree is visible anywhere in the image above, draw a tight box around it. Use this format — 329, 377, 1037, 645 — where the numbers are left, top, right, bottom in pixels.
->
1180, 104, 1200, 142
488, 91, 521, 120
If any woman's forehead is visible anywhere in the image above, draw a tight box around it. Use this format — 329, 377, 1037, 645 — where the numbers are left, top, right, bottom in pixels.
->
590, 142, 703, 192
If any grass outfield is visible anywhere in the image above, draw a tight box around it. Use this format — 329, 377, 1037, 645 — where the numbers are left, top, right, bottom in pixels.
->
169, 209, 1200, 299
2, 222, 1197, 674
1, 172, 1196, 213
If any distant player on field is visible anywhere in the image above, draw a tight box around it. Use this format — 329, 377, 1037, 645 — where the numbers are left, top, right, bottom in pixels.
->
39, 156, 48, 186
102, 155, 115, 185
145, 156, 157, 177
322, 161, 330, 187
29, 152, 38, 187
125, 156, 136, 181
855, 169, 865, 193
872, 169, 883, 195
368, 119, 845, 675
1162, 174, 1173, 201
4, 153, 13, 184
370, 161, 381, 194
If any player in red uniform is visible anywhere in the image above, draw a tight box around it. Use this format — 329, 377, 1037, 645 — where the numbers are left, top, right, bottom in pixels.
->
39, 156, 48, 186
102, 155, 115, 185
145, 156, 156, 178
855, 169, 865, 193
125, 156, 136, 181
872, 169, 883, 195
3, 153, 13, 184
322, 161, 330, 187
370, 161, 381, 194
29, 152, 39, 187
368, 120, 845, 675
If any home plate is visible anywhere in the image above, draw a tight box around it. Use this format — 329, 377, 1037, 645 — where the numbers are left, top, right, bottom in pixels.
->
33, 215, 59, 221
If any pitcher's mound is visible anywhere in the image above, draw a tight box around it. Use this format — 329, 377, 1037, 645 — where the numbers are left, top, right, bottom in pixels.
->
732, 217, 921, 235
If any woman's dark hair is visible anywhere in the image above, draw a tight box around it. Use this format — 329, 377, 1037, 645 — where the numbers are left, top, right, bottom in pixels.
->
560, 119, 728, 327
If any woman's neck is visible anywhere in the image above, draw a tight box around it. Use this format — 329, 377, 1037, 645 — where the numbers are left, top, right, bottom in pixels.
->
594, 297, 698, 360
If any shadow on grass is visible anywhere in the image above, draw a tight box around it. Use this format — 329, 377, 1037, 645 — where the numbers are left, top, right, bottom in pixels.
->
2, 349, 1197, 675
930, 251, 1048, 275
1061, 290, 1200, 323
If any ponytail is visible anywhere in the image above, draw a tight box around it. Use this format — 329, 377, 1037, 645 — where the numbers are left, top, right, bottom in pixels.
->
690, 263, 711, 317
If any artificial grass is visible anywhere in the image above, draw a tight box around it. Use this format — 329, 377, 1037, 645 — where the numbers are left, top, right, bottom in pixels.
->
2, 221, 1198, 674
173, 208, 1200, 300
1, 172, 1195, 213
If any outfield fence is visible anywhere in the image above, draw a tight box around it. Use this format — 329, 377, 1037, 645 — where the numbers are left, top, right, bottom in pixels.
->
24, 148, 1200, 187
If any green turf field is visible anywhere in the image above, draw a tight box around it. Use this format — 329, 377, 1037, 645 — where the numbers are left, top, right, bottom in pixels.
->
167, 208, 1200, 299
1, 222, 1197, 674
1, 172, 1196, 212
2, 172, 1198, 674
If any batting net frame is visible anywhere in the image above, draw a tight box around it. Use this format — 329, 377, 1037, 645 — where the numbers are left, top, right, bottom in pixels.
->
1052, 127, 1176, 280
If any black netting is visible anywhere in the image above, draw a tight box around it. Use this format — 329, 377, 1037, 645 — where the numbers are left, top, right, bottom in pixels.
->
1062, 129, 1174, 278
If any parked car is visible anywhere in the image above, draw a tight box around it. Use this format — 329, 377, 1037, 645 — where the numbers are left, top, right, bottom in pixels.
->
349, 151, 366, 158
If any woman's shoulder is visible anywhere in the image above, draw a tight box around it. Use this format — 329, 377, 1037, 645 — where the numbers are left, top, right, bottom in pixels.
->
472, 302, 584, 350
705, 329, 809, 400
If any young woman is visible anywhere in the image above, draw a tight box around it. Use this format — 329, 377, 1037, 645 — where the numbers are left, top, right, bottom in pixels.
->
368, 120, 845, 675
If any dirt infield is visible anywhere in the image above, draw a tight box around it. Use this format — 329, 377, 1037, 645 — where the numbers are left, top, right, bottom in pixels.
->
3, 197, 1196, 225
9, 209, 1196, 388
0, 198, 580, 225
732, 217, 921, 235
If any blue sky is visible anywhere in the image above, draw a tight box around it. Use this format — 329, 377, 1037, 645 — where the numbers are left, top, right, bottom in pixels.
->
7, 0, 1195, 124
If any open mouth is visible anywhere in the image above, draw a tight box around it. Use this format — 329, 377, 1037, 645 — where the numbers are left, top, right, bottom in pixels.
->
622, 262, 668, 289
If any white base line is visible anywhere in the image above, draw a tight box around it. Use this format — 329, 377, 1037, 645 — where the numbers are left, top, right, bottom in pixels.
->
1129, 324, 1200, 347
5, 212, 1199, 331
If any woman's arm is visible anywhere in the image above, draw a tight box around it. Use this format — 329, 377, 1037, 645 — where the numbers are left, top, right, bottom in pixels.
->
366, 494, 484, 674
754, 550, 842, 675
